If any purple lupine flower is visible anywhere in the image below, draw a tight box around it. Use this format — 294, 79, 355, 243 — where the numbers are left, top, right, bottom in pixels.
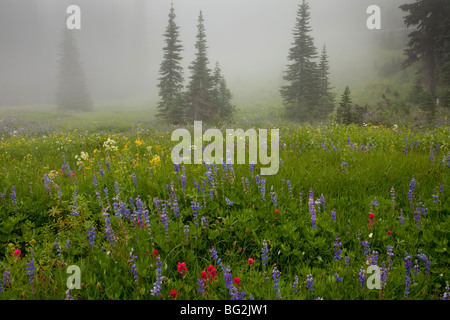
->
387, 246, 394, 270
286, 180, 293, 198
129, 250, 138, 285
272, 267, 281, 299
197, 278, 205, 294
390, 187, 395, 203
358, 267, 366, 290
65, 289, 74, 300
180, 174, 187, 197
92, 172, 98, 188
258, 177, 266, 202
345, 256, 350, 270
334, 273, 343, 282
361, 241, 370, 258
404, 251, 412, 299
440, 184, 445, 194
26, 259, 35, 284
333, 233, 342, 261
270, 186, 277, 207
225, 197, 233, 206
87, 226, 95, 246
371, 198, 378, 207
201, 216, 208, 228
11, 186, 17, 212
306, 274, 314, 292
417, 249, 431, 276
210, 246, 224, 271
151, 256, 163, 296
224, 266, 233, 290
398, 208, 405, 225
432, 189, 439, 207
95, 191, 102, 206
191, 198, 202, 226
308, 189, 316, 230
443, 282, 449, 300
408, 178, 416, 207
413, 207, 421, 230
292, 275, 299, 294
65, 239, 71, 249
131, 172, 137, 187
71, 188, 78, 216
44, 175, 51, 195
380, 261, 388, 287
230, 287, 247, 300
319, 194, 325, 211
330, 208, 336, 222
102, 208, 116, 246
160, 203, 170, 239
413, 260, 420, 278
261, 240, 269, 272
171, 194, 180, 218
2, 268, 11, 288
371, 250, 379, 266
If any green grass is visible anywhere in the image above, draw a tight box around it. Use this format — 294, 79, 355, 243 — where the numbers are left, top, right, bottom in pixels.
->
0, 109, 449, 300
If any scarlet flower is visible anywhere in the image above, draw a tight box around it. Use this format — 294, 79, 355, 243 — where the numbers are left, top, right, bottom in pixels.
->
152, 250, 159, 258
233, 277, 241, 286
71, 173, 75, 178
201, 270, 208, 280
248, 258, 254, 265
13, 249, 21, 260
369, 213, 375, 220
169, 290, 178, 299
275, 209, 279, 215
177, 262, 188, 276
387, 230, 392, 235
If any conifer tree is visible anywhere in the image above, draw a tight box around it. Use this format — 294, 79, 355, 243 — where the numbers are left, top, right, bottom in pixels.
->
56, 28, 92, 111
317, 44, 334, 118
400, 0, 450, 93
157, 3, 185, 124
280, 0, 319, 120
337, 86, 353, 125
187, 11, 213, 121
211, 62, 234, 121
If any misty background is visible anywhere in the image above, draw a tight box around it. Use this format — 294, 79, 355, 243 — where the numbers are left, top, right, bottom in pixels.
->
0, 0, 413, 107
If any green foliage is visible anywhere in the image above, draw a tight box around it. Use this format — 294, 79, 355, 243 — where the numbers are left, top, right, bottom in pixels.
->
0, 116, 449, 300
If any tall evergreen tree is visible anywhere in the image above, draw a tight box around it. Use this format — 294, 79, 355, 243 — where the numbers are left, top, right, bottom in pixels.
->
337, 86, 353, 125
211, 62, 234, 121
56, 28, 92, 111
157, 3, 184, 124
400, 0, 450, 93
280, 0, 319, 120
187, 11, 213, 121
317, 44, 334, 118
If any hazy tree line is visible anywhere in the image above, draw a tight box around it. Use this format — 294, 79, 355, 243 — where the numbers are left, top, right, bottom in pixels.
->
156, 6, 234, 125
281, 0, 450, 125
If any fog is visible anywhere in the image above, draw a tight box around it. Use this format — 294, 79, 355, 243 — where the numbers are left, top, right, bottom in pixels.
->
0, 0, 413, 107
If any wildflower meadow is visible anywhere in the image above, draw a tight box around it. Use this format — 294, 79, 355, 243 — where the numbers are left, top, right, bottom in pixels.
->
0, 118, 449, 301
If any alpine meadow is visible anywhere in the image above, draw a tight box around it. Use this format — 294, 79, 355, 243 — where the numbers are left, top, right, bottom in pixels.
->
0, 0, 449, 304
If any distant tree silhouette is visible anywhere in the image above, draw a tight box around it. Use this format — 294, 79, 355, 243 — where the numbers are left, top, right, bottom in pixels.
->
317, 44, 335, 118
186, 11, 214, 122
337, 86, 353, 125
280, 0, 319, 121
56, 28, 92, 111
211, 62, 235, 121
157, 3, 185, 124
